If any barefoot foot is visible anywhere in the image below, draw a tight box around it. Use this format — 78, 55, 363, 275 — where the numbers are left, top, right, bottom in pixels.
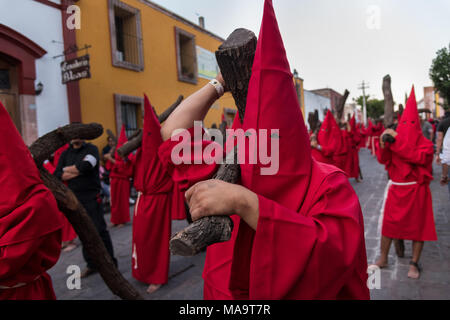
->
62, 242, 77, 252
371, 259, 388, 269
408, 261, 420, 279
146, 284, 161, 294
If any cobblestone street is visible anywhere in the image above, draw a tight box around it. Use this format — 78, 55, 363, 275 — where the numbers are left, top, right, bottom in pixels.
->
48, 148, 450, 300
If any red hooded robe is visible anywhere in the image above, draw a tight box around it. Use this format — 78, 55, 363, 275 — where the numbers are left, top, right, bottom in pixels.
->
366, 120, 374, 150
0, 102, 64, 300
312, 110, 342, 165
131, 96, 174, 284
358, 123, 367, 149
171, 182, 187, 220
159, 0, 369, 300
376, 87, 437, 241
332, 123, 349, 172
343, 115, 361, 179
110, 125, 133, 225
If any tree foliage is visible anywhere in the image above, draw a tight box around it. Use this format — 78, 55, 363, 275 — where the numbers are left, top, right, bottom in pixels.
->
353, 95, 385, 119
430, 43, 450, 109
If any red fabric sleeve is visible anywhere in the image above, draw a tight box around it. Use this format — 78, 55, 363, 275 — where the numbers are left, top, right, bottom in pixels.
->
248, 172, 368, 299
375, 140, 392, 165
158, 127, 220, 191
0, 230, 62, 287
389, 137, 434, 166
320, 145, 334, 157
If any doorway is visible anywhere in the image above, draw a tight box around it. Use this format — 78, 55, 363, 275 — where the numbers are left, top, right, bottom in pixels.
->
0, 54, 21, 134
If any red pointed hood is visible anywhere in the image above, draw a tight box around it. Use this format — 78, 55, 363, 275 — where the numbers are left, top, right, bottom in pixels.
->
393, 87, 433, 183
396, 86, 426, 147
350, 114, 356, 132
317, 110, 343, 155
134, 95, 172, 194
397, 87, 421, 134
115, 125, 128, 161
367, 120, 374, 133
142, 95, 164, 162
0, 101, 63, 246
240, 0, 311, 210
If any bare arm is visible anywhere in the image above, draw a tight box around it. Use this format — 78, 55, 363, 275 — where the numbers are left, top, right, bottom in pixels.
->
160, 74, 226, 141
436, 132, 444, 153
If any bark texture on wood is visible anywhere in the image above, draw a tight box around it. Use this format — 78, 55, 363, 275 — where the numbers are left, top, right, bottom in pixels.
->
30, 124, 143, 300
29, 123, 103, 167
116, 130, 143, 159
216, 28, 257, 122
116, 95, 184, 158
336, 90, 350, 123
383, 75, 395, 128
158, 95, 184, 123
169, 29, 256, 256
308, 110, 320, 134
106, 129, 117, 143
170, 150, 239, 256
128, 128, 142, 140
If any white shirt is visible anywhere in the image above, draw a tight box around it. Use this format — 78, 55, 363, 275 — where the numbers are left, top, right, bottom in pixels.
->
441, 129, 450, 165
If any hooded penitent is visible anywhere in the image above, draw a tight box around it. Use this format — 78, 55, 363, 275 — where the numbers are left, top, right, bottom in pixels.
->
132, 95, 174, 285
110, 125, 134, 225
358, 122, 368, 149
0, 101, 64, 300
343, 115, 361, 179
376, 87, 437, 241
366, 119, 374, 151
312, 110, 341, 164
224, 0, 369, 299
332, 121, 349, 172
158, 0, 369, 300
350, 115, 362, 148
239, 1, 312, 210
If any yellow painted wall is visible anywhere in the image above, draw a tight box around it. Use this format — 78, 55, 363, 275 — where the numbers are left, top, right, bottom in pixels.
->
299, 78, 305, 118
293, 77, 305, 118
75, 0, 236, 148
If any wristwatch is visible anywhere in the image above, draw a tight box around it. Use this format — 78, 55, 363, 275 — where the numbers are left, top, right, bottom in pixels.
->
209, 79, 224, 98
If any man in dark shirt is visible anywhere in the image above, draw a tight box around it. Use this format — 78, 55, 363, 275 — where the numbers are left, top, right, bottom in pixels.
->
54, 139, 117, 277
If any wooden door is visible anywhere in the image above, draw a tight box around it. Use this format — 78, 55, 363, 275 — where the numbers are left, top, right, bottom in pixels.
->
0, 58, 21, 134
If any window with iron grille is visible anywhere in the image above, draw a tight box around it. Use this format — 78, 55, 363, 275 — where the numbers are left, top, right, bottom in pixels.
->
175, 27, 198, 84
121, 101, 139, 138
108, 0, 144, 71
114, 94, 143, 138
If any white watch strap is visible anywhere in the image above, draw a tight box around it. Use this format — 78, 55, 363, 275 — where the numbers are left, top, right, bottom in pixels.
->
209, 79, 224, 98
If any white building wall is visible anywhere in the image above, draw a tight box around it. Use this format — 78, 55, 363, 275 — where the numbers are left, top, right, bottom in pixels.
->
304, 90, 331, 128
0, 0, 69, 137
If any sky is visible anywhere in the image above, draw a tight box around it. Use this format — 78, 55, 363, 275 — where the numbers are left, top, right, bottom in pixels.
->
149, 0, 450, 104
